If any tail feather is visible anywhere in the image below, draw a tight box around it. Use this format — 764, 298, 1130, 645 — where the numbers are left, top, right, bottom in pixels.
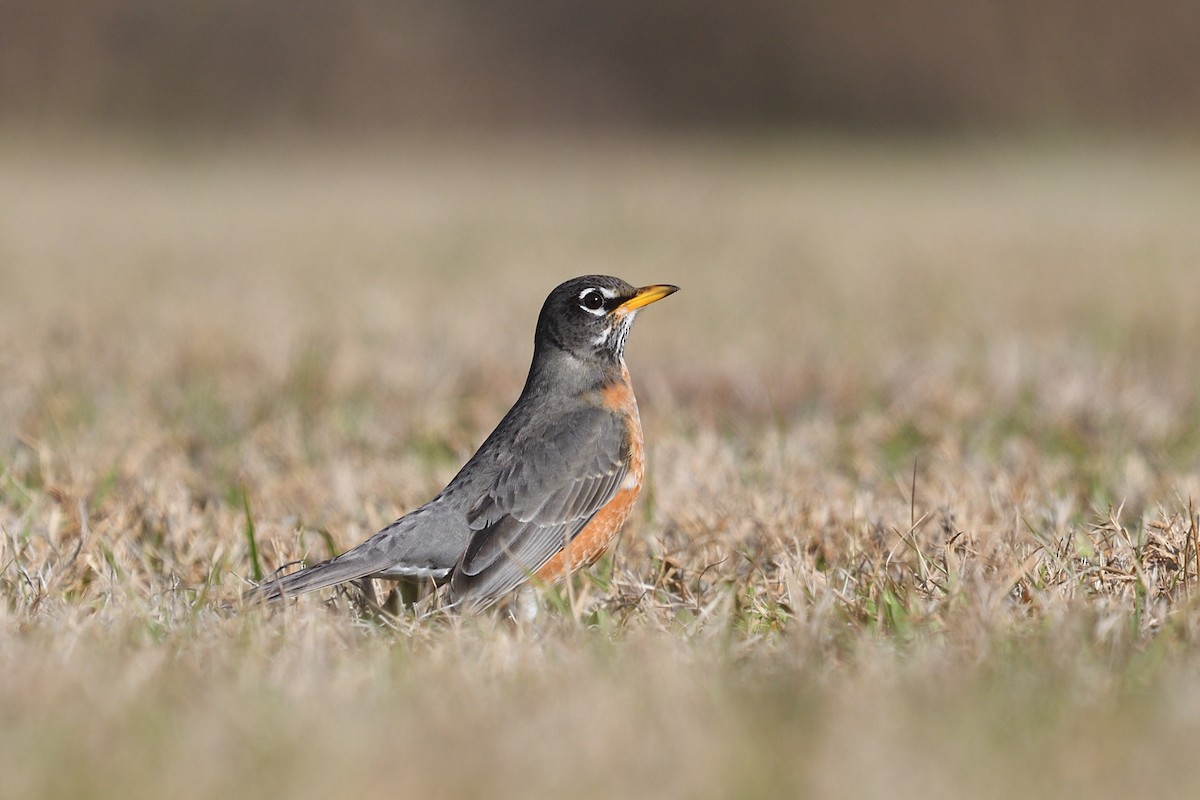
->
243, 510, 459, 605
244, 552, 384, 604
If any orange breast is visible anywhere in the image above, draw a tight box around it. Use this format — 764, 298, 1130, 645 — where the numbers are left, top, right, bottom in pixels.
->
535, 363, 644, 583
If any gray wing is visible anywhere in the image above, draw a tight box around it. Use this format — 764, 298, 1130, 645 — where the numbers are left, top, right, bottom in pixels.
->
448, 408, 629, 609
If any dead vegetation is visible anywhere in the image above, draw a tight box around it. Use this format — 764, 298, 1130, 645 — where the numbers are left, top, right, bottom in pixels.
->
3, 135, 1200, 799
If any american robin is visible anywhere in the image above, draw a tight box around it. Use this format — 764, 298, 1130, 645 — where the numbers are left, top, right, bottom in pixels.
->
249, 275, 678, 610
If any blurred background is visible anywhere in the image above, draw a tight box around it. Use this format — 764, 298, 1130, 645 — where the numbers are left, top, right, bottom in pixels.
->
4, 0, 1200, 508
3, 0, 1199, 134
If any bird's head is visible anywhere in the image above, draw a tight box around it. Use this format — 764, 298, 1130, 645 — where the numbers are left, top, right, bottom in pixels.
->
535, 275, 679, 363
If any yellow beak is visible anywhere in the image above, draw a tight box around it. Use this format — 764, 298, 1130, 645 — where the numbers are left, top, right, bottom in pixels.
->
616, 284, 679, 313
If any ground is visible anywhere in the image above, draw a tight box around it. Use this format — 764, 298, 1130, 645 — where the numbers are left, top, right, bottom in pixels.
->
3, 133, 1200, 799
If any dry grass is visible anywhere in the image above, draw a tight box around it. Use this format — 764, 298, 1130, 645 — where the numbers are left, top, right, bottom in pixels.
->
3, 133, 1200, 799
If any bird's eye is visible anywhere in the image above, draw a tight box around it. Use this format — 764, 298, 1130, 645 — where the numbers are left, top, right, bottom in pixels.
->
580, 290, 605, 311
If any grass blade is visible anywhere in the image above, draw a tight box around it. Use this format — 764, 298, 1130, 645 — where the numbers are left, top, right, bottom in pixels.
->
241, 487, 263, 583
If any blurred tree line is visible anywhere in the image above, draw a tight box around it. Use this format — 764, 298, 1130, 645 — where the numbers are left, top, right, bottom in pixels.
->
2, 0, 1197, 133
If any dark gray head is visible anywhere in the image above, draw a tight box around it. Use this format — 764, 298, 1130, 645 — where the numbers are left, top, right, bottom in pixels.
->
534, 275, 679, 364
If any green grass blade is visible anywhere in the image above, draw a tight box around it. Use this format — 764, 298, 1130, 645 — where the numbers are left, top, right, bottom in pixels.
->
241, 487, 263, 583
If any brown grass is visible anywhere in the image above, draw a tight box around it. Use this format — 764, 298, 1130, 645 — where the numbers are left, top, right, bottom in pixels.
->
3, 133, 1200, 799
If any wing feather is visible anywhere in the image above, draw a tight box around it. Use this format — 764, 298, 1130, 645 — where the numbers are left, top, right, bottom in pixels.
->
449, 408, 628, 607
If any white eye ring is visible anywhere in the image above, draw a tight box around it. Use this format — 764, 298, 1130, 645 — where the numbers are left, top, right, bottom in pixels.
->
578, 288, 608, 315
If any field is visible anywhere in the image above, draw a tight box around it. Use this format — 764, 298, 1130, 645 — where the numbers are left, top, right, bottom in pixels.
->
3, 133, 1200, 798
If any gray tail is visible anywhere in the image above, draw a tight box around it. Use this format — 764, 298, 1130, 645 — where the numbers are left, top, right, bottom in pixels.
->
244, 552, 381, 604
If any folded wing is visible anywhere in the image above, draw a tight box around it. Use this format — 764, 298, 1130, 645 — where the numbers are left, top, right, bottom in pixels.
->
449, 408, 628, 608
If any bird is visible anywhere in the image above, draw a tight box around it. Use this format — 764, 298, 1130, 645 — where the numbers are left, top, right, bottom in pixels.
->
248, 275, 678, 611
